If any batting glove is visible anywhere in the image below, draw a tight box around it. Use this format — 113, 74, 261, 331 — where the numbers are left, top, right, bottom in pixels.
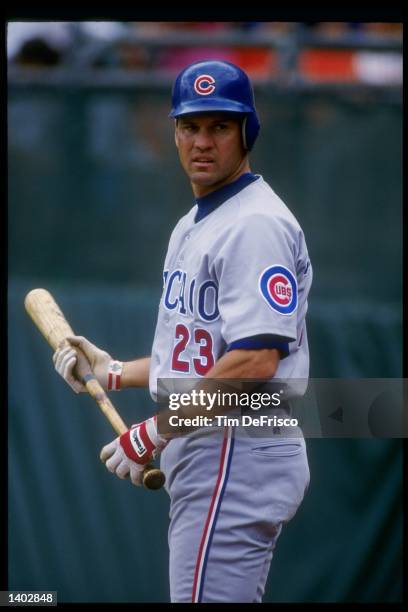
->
53, 335, 123, 393
100, 416, 168, 486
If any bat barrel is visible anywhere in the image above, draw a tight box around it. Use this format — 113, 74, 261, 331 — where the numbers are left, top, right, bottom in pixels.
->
24, 288, 75, 351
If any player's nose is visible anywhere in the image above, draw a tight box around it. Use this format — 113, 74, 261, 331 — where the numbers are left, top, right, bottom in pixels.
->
193, 128, 214, 150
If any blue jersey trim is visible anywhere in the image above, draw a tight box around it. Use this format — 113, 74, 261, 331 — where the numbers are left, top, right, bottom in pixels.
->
226, 334, 290, 358
194, 172, 259, 223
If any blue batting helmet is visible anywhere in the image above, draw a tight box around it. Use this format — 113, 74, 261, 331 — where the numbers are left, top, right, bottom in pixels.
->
169, 60, 260, 151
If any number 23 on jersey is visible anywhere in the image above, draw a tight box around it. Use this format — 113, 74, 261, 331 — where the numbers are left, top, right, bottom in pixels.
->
172, 324, 214, 375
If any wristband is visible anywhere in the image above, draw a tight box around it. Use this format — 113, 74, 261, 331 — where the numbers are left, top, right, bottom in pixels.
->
107, 360, 123, 391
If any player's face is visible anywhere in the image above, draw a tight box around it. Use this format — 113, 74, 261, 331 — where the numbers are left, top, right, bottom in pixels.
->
175, 113, 250, 197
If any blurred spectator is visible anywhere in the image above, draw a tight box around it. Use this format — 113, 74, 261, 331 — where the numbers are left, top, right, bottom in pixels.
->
15, 38, 62, 66
301, 22, 352, 36
7, 21, 73, 64
364, 22, 403, 37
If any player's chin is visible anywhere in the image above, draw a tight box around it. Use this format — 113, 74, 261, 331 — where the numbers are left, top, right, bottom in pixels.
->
189, 170, 219, 185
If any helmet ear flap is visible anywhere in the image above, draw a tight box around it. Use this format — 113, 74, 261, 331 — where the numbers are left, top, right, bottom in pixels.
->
241, 116, 248, 150
242, 113, 260, 151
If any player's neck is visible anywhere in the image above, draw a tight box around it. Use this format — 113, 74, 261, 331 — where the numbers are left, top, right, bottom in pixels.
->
192, 160, 251, 198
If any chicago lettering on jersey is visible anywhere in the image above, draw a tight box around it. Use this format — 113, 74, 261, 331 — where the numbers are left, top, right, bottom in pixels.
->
163, 269, 220, 322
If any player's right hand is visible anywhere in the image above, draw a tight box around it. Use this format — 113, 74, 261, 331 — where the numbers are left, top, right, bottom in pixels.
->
100, 416, 168, 486
52, 336, 121, 393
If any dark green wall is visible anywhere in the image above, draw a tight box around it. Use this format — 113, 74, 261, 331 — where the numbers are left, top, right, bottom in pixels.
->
8, 88, 402, 602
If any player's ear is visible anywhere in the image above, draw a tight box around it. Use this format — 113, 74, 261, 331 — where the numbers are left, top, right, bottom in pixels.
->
174, 120, 180, 149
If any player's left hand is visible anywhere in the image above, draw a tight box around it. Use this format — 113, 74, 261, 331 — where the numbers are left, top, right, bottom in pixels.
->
100, 438, 145, 485
100, 416, 168, 486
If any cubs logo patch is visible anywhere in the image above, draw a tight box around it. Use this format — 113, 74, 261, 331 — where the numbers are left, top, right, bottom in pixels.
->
259, 265, 297, 315
194, 74, 215, 95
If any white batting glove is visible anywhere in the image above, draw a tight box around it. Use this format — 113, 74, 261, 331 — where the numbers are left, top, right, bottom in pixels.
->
53, 344, 85, 393
52, 335, 123, 393
100, 438, 146, 486
100, 416, 168, 486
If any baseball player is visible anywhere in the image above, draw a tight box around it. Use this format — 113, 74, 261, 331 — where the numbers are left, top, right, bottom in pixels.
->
53, 60, 312, 603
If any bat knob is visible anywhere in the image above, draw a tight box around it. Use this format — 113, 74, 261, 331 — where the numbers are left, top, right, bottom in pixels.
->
143, 466, 166, 490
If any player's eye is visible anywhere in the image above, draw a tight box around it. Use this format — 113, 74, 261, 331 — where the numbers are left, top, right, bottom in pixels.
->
214, 123, 228, 131
180, 124, 196, 133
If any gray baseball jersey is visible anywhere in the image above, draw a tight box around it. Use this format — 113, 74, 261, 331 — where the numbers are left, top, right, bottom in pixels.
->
149, 173, 312, 602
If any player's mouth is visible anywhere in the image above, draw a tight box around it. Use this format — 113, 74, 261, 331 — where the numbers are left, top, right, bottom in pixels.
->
191, 160, 215, 171
192, 157, 215, 166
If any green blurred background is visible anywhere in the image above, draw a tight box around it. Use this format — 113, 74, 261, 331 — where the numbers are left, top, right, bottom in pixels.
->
8, 21, 402, 603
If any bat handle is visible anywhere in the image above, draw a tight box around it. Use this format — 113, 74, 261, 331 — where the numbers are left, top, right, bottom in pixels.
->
72, 346, 165, 491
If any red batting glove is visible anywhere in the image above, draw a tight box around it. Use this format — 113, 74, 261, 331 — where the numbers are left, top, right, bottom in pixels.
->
120, 415, 168, 465
100, 416, 168, 486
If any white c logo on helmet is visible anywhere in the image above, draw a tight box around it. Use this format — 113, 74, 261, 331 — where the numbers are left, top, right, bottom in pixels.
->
194, 74, 216, 95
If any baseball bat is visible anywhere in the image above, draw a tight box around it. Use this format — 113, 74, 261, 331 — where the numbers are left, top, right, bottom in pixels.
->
24, 288, 165, 491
